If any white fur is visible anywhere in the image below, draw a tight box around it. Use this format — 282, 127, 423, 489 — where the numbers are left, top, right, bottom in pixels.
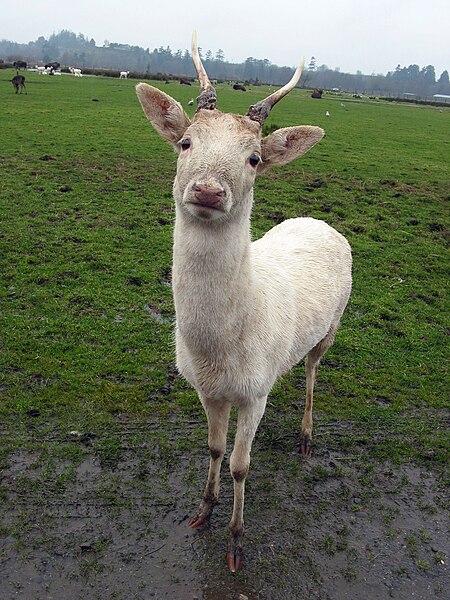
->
173, 214, 351, 405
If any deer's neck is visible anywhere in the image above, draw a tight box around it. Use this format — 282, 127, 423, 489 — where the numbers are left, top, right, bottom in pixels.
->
172, 203, 254, 355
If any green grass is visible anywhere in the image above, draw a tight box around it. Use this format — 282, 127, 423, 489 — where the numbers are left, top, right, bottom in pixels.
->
0, 69, 449, 466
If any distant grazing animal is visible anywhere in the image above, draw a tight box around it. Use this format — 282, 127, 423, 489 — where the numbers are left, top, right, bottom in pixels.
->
12, 74, 26, 94
179, 78, 192, 86
233, 84, 246, 91
326, 111, 330, 117
45, 62, 60, 71
70, 67, 82, 77
136, 33, 352, 573
120, 70, 130, 79
36, 66, 46, 74
311, 88, 323, 99
13, 60, 27, 70
188, 98, 194, 106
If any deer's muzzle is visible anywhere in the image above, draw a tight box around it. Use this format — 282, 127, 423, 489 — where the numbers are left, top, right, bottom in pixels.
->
192, 184, 225, 208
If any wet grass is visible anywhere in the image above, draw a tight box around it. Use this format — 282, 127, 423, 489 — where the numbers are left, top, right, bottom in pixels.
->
0, 68, 449, 599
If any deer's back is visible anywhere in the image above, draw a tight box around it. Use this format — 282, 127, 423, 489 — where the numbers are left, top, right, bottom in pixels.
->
250, 217, 352, 371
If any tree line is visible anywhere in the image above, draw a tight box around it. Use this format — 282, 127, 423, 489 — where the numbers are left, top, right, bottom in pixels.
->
1, 30, 448, 98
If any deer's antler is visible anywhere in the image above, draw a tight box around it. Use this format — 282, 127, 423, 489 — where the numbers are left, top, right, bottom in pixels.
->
192, 31, 217, 112
246, 59, 305, 126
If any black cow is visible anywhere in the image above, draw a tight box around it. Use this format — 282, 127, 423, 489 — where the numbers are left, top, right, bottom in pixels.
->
12, 74, 26, 94
311, 88, 323, 99
45, 62, 60, 71
180, 79, 192, 86
233, 84, 246, 91
13, 60, 27, 70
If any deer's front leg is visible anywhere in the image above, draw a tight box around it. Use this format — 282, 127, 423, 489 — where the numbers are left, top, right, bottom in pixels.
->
189, 399, 231, 528
227, 396, 267, 572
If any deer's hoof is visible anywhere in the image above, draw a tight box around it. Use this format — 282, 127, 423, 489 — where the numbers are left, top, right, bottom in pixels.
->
188, 498, 217, 528
226, 549, 242, 572
227, 534, 243, 572
188, 514, 207, 528
299, 432, 312, 457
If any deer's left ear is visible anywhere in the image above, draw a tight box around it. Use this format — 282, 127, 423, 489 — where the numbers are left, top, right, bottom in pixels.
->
136, 83, 191, 150
259, 126, 324, 172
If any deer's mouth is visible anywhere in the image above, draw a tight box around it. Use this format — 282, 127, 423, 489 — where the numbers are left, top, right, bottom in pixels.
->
189, 200, 222, 210
186, 201, 227, 220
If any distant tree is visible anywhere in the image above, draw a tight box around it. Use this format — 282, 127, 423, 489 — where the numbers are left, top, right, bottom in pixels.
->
391, 64, 420, 80
436, 70, 450, 94
244, 57, 255, 79
407, 64, 420, 79
205, 50, 213, 62
437, 70, 449, 84
307, 56, 316, 71
420, 65, 436, 84
215, 49, 225, 62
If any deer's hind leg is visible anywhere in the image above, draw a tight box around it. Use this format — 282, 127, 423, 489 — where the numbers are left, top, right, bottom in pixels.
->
300, 325, 338, 457
189, 399, 231, 528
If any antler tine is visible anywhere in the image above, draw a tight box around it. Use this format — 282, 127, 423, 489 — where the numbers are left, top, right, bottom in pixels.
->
246, 58, 305, 126
191, 31, 217, 112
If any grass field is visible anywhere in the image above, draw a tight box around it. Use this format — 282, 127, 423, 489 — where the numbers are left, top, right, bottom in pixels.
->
0, 70, 449, 599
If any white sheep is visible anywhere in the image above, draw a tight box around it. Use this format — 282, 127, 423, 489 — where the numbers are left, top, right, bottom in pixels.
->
136, 32, 352, 572
119, 70, 130, 79
70, 67, 82, 77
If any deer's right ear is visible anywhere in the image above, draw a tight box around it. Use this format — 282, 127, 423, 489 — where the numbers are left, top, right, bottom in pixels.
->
136, 83, 191, 150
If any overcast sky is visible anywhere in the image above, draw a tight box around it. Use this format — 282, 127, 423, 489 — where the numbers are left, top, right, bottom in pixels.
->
2, 0, 449, 76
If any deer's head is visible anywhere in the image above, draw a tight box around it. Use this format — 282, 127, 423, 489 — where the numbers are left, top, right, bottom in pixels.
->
136, 33, 324, 223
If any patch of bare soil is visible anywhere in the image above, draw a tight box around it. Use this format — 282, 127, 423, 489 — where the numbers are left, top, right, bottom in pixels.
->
0, 420, 448, 600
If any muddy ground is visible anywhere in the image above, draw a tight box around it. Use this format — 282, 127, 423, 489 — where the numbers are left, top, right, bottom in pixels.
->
0, 415, 448, 600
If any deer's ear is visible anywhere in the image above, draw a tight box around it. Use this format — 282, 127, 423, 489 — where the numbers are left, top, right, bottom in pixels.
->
259, 126, 324, 172
136, 83, 191, 150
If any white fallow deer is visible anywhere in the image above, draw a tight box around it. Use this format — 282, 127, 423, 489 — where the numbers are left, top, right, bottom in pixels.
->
136, 32, 352, 572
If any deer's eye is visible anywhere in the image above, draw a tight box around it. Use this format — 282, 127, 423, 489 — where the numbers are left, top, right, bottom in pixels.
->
180, 138, 191, 151
249, 153, 261, 168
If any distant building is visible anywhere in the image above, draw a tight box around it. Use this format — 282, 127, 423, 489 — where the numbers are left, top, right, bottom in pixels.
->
433, 94, 450, 102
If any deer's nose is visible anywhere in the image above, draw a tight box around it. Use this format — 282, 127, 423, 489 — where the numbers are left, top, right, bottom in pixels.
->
193, 184, 225, 207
